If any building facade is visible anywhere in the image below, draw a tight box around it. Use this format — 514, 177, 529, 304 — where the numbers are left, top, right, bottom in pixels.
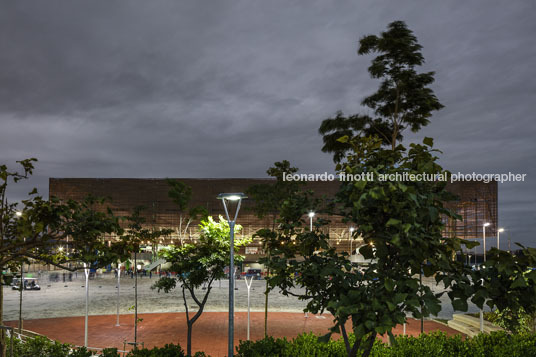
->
49, 178, 498, 265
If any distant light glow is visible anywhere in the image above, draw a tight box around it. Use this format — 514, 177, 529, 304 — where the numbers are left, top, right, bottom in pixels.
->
15, 211, 22, 217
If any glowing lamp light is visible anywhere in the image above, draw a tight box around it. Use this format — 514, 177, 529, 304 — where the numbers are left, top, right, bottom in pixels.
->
217, 193, 247, 202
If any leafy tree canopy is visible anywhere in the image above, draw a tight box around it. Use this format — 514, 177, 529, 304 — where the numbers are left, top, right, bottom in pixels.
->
152, 215, 250, 356
320, 20, 443, 162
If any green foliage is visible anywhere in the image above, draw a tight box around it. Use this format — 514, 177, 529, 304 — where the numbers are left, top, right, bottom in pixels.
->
126, 343, 186, 356
320, 21, 443, 162
246, 160, 304, 224
7, 335, 71, 357
262, 136, 472, 356
1, 160, 126, 272
69, 346, 93, 357
100, 348, 120, 357
236, 336, 288, 357
152, 215, 250, 356
469, 249, 536, 315
0, 159, 127, 356
50, 195, 127, 269
485, 307, 536, 334
119, 206, 173, 256
154, 216, 249, 291
236, 333, 348, 357
236, 331, 536, 357
7, 331, 536, 357
6, 337, 197, 357
166, 179, 208, 243
166, 179, 192, 211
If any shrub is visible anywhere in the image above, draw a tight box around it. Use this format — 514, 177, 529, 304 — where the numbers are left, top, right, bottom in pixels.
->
236, 335, 289, 357
69, 346, 94, 357
6, 337, 193, 357
485, 308, 536, 334
236, 331, 536, 357
100, 348, 120, 357
126, 343, 186, 356
8, 335, 71, 357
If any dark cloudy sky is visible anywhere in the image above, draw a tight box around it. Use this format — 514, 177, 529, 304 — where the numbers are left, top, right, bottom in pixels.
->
1, 1, 535, 246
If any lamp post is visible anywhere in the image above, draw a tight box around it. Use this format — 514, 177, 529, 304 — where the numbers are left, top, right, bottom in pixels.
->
349, 227, 355, 255
497, 228, 504, 250
308, 211, 315, 231
217, 192, 246, 357
480, 222, 490, 333
83, 262, 89, 347
116, 263, 121, 327
483, 222, 490, 263
15, 211, 24, 334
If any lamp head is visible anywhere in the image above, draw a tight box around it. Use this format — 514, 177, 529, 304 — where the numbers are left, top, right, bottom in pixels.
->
498, 228, 504, 233
217, 193, 247, 201
217, 192, 247, 222
308, 211, 315, 218
483, 222, 491, 227
349, 227, 355, 233
15, 211, 22, 217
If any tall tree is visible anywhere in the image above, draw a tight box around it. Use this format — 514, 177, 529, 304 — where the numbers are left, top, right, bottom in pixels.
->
119, 207, 172, 348
152, 216, 250, 357
319, 20, 443, 161
246, 160, 304, 336
0, 159, 127, 356
166, 179, 208, 246
262, 138, 477, 357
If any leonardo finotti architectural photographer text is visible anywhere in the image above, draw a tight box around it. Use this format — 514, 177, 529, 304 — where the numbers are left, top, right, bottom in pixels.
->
282, 172, 526, 184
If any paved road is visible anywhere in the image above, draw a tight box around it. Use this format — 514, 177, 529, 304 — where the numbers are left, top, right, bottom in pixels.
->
3, 272, 484, 321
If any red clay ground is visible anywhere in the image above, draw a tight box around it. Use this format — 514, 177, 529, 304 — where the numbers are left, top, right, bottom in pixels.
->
6, 312, 461, 356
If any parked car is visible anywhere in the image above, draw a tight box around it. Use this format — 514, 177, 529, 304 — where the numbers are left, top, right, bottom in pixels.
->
12, 277, 41, 290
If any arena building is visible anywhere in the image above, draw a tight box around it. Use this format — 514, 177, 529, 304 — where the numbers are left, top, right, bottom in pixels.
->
49, 178, 498, 269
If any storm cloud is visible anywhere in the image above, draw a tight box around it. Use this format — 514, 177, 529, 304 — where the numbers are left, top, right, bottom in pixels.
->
1, 1, 535, 246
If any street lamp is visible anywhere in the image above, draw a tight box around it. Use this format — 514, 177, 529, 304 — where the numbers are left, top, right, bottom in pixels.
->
15, 211, 23, 334
349, 227, 355, 255
217, 192, 246, 357
116, 263, 121, 327
497, 228, 504, 250
480, 222, 490, 333
308, 211, 315, 231
483, 222, 490, 263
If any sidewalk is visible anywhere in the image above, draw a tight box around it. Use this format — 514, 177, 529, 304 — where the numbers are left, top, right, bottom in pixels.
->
6, 312, 461, 356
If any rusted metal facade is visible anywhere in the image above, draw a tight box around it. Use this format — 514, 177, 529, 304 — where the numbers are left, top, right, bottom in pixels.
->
49, 178, 497, 259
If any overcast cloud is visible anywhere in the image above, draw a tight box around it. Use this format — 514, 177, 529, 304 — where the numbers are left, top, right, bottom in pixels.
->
1, 1, 535, 246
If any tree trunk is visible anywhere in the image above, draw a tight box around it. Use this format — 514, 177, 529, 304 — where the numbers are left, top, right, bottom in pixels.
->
264, 278, 269, 337
362, 332, 377, 357
0, 276, 5, 357
187, 322, 193, 356
134, 252, 138, 347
